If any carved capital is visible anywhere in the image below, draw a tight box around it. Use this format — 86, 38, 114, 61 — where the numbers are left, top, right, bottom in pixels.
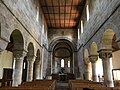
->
27, 55, 36, 63
84, 58, 90, 64
98, 49, 112, 59
13, 49, 27, 59
89, 55, 98, 63
36, 55, 40, 62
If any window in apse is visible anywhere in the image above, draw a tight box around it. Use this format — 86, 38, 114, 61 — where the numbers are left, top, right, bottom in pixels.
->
61, 59, 64, 67
68, 61, 70, 67
55, 61, 57, 68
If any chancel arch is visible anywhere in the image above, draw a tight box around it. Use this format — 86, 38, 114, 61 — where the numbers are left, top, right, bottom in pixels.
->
48, 38, 76, 77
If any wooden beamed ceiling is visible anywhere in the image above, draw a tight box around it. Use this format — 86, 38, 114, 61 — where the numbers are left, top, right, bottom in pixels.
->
39, 0, 86, 29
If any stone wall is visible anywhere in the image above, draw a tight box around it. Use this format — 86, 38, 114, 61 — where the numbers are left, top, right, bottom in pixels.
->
78, 0, 120, 49
0, 0, 49, 79
0, 0, 48, 48
48, 28, 77, 45
77, 0, 120, 79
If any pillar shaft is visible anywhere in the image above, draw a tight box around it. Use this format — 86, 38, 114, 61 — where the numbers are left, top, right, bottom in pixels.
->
99, 49, 114, 87
27, 56, 36, 81
84, 58, 90, 80
89, 55, 98, 82
91, 62, 97, 82
84, 64, 89, 80
34, 61, 40, 80
12, 51, 26, 86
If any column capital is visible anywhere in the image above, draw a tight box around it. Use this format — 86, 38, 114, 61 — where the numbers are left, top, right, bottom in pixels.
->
27, 55, 36, 63
36, 55, 40, 61
89, 55, 98, 63
98, 49, 112, 59
13, 49, 27, 59
84, 58, 90, 64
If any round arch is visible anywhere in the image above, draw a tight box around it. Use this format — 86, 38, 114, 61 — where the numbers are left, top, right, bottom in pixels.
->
84, 49, 90, 64
90, 42, 98, 55
6, 29, 24, 53
33, 49, 41, 80
84, 49, 92, 80
27, 42, 34, 57
36, 49, 40, 61
102, 29, 115, 49
49, 37, 76, 51
49, 38, 76, 74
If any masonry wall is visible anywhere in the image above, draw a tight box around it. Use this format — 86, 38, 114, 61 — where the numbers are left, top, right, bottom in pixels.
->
0, 50, 13, 79
1, 0, 48, 45
78, 0, 120, 48
0, 0, 49, 78
112, 50, 120, 69
48, 29, 77, 45
77, 0, 120, 78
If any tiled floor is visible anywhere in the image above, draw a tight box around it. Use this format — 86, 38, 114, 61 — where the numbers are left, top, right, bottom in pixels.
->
55, 82, 69, 90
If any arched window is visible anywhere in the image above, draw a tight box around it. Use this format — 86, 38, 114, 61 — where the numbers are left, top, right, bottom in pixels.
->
81, 20, 83, 33
86, 5, 90, 21
78, 28, 80, 39
23, 62, 26, 69
36, 6, 39, 22
61, 59, 64, 67
55, 61, 57, 68
68, 61, 70, 67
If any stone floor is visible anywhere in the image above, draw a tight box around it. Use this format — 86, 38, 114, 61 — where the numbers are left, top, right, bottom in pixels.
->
55, 81, 69, 90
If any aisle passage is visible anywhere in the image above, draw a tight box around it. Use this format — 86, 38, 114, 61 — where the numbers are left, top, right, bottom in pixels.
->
56, 82, 69, 90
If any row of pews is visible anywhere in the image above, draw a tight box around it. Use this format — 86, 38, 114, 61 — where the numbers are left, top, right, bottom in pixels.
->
0, 80, 56, 90
69, 80, 120, 90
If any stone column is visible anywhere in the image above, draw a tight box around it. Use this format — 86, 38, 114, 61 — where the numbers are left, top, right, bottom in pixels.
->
98, 49, 114, 87
34, 60, 40, 80
84, 58, 90, 80
27, 56, 36, 81
89, 55, 98, 82
84, 63, 89, 80
47, 51, 52, 75
12, 51, 26, 86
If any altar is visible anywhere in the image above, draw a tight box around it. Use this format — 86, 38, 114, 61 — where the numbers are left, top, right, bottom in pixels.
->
59, 74, 67, 81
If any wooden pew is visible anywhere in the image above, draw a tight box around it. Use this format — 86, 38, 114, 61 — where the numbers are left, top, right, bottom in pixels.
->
69, 80, 105, 90
0, 80, 56, 90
